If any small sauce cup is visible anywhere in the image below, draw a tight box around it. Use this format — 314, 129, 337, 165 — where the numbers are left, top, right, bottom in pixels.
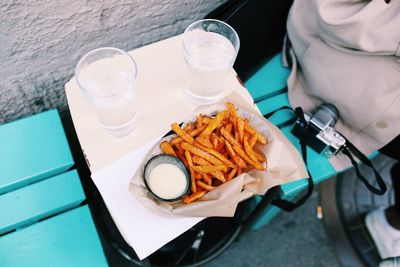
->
143, 154, 190, 202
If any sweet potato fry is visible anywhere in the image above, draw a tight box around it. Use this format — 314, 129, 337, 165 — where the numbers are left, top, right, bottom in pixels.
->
202, 116, 211, 124
223, 140, 234, 157
243, 120, 256, 135
233, 145, 265, 170
191, 157, 226, 181
199, 111, 227, 138
215, 135, 225, 152
193, 140, 208, 151
189, 168, 197, 193
181, 142, 224, 165
170, 137, 183, 145
201, 173, 212, 185
235, 131, 239, 142
220, 127, 241, 147
185, 151, 193, 166
193, 141, 235, 168
211, 133, 218, 149
217, 118, 229, 129
256, 133, 268, 145
174, 142, 183, 153
237, 168, 243, 176
172, 123, 194, 144
243, 136, 259, 163
227, 102, 238, 121
203, 146, 236, 168
189, 124, 207, 137
225, 123, 233, 134
227, 168, 237, 181
196, 180, 215, 191
174, 149, 188, 167
243, 120, 267, 144
211, 171, 226, 182
222, 148, 229, 158
195, 171, 202, 180
197, 114, 203, 128
183, 122, 195, 133
183, 190, 206, 204
224, 140, 247, 169
215, 141, 225, 153
249, 134, 258, 148
233, 115, 239, 133
195, 136, 214, 148
192, 165, 228, 173
192, 155, 212, 166
253, 147, 267, 162
237, 118, 245, 143
160, 141, 177, 157
172, 143, 187, 167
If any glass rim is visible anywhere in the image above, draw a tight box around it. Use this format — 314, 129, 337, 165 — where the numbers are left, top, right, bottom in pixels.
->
75, 47, 138, 96
182, 19, 240, 60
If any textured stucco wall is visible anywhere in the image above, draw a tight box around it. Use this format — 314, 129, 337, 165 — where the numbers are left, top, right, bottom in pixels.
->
0, 0, 226, 123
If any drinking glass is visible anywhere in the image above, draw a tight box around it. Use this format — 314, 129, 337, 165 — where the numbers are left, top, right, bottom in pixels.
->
75, 47, 138, 137
183, 19, 240, 105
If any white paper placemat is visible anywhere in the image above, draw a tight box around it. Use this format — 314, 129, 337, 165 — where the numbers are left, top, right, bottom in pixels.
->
91, 139, 203, 260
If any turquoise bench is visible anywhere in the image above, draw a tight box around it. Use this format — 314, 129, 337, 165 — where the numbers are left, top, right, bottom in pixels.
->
0, 110, 108, 267
245, 53, 353, 229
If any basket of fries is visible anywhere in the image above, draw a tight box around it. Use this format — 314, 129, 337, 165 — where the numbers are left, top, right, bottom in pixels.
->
130, 102, 308, 217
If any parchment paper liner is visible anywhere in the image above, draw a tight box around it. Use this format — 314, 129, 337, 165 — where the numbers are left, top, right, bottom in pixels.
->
130, 101, 308, 217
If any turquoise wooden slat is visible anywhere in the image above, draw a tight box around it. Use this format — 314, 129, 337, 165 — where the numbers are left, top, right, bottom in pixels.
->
256, 93, 295, 127
244, 53, 290, 102
0, 205, 108, 267
251, 204, 280, 230
268, 109, 296, 128
251, 194, 296, 230
0, 170, 85, 235
0, 110, 74, 194
257, 93, 290, 114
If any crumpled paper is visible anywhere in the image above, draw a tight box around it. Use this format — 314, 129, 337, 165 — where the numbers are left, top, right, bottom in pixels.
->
130, 101, 308, 217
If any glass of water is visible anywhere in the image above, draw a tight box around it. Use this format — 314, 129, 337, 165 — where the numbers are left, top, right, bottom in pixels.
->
183, 19, 240, 105
75, 47, 138, 137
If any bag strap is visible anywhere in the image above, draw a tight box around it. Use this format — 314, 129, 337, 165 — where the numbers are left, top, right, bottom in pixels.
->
264, 107, 314, 212
341, 140, 387, 195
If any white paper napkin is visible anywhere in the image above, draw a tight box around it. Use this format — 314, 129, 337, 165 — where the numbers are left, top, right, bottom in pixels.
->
91, 139, 203, 260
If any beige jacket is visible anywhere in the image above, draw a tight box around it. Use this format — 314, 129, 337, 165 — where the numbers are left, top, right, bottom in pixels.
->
285, 0, 400, 170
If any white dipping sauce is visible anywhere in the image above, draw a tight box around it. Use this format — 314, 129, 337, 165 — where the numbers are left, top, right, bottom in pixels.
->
148, 163, 188, 199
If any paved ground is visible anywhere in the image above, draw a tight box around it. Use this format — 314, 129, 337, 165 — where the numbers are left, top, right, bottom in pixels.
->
207, 192, 342, 267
